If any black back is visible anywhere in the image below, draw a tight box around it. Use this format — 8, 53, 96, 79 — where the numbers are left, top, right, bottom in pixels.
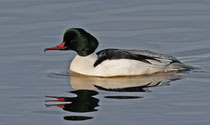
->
93, 49, 171, 67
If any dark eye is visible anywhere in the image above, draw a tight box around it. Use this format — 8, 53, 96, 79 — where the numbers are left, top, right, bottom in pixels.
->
71, 40, 76, 43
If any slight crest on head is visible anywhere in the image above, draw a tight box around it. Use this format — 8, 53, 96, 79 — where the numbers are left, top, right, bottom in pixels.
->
44, 28, 99, 56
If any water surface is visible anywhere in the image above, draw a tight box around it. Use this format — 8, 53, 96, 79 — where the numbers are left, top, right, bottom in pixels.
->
1, 0, 210, 125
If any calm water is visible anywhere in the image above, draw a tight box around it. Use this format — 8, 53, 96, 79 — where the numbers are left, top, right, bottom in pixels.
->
1, 0, 210, 125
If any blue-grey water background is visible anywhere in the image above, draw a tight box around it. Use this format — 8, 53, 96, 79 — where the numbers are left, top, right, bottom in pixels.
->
1, 0, 210, 125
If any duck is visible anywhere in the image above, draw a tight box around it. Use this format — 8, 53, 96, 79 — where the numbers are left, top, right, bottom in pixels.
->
44, 28, 191, 77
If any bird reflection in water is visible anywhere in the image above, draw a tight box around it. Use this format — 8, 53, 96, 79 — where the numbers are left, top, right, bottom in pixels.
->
45, 73, 181, 121
45, 90, 99, 121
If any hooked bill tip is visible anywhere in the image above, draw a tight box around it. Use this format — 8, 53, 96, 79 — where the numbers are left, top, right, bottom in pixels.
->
44, 48, 48, 52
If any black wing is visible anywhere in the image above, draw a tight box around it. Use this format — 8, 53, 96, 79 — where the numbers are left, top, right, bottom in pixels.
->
94, 49, 174, 67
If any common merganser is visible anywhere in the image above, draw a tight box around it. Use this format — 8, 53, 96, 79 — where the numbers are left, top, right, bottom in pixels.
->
45, 28, 191, 77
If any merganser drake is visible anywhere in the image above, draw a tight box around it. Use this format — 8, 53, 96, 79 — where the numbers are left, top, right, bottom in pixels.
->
45, 28, 191, 77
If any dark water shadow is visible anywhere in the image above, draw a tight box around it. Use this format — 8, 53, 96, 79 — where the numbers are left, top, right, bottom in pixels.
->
64, 116, 93, 121
104, 96, 142, 99
45, 73, 182, 121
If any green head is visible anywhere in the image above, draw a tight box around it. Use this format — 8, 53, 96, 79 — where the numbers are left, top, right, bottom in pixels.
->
45, 28, 99, 56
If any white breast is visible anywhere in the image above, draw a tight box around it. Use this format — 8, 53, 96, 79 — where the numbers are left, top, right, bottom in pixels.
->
70, 53, 166, 77
70, 53, 98, 75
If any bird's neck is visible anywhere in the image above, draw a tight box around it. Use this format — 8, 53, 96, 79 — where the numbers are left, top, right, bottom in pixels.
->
77, 49, 96, 56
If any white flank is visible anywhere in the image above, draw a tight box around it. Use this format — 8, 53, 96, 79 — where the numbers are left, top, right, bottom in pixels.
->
70, 53, 167, 77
